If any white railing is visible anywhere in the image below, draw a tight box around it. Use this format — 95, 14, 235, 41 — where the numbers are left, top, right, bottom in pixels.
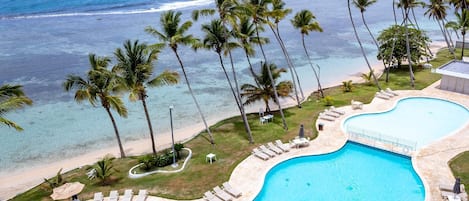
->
346, 125, 417, 156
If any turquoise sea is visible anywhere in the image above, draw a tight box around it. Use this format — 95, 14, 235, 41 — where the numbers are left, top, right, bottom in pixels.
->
0, 0, 445, 172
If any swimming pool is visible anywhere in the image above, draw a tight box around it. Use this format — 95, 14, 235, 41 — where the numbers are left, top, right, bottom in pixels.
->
254, 142, 425, 201
343, 97, 469, 148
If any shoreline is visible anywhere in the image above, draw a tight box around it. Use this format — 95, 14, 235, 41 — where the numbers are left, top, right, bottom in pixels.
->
0, 41, 447, 200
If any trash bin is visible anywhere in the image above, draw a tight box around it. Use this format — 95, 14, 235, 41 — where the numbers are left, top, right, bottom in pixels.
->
318, 123, 324, 131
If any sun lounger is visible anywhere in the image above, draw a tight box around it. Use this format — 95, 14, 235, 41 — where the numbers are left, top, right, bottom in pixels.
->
93, 192, 103, 201
319, 113, 335, 121
109, 190, 119, 201
329, 106, 345, 115
258, 146, 276, 157
380, 89, 395, 97
204, 191, 223, 201
252, 149, 270, 160
351, 100, 363, 109
386, 88, 399, 96
135, 189, 148, 201
222, 182, 242, 198
266, 142, 283, 154
274, 140, 291, 152
121, 189, 133, 201
213, 186, 233, 201
375, 92, 390, 100
324, 109, 340, 118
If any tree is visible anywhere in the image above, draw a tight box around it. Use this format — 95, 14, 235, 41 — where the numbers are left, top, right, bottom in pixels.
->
64, 54, 127, 158
291, 10, 325, 98
353, 0, 379, 47
113, 40, 179, 155
347, 0, 381, 90
425, 0, 455, 58
93, 155, 116, 185
241, 62, 293, 112
145, 11, 215, 144
446, 9, 469, 58
0, 84, 32, 131
377, 25, 431, 68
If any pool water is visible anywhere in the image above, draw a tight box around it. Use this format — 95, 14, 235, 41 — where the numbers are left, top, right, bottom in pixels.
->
254, 142, 425, 201
343, 97, 469, 148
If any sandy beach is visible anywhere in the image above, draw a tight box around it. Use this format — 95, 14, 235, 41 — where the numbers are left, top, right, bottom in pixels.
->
0, 41, 447, 200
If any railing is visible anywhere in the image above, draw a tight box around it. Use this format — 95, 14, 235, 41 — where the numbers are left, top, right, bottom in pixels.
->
346, 125, 417, 156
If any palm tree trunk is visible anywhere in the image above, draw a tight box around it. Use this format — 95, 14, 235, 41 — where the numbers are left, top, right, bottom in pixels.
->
438, 19, 456, 59
268, 25, 302, 108
227, 51, 254, 143
244, 49, 261, 87
254, 23, 288, 131
172, 48, 215, 144
412, 8, 433, 57
141, 96, 157, 155
104, 107, 126, 158
462, 32, 466, 59
301, 34, 325, 98
348, 0, 381, 90
361, 12, 378, 48
403, 8, 415, 88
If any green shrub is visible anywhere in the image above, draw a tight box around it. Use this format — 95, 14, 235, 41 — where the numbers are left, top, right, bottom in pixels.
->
322, 96, 334, 106
342, 80, 353, 92
138, 155, 156, 171
43, 168, 64, 189
174, 143, 184, 159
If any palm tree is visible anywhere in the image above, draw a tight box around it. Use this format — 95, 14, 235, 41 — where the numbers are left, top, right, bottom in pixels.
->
145, 11, 216, 144
241, 62, 293, 112
353, 0, 379, 47
196, 19, 254, 143
396, 0, 416, 87
425, 0, 455, 58
348, 0, 381, 90
446, 9, 469, 58
291, 10, 325, 98
64, 54, 127, 158
0, 84, 32, 131
113, 40, 179, 155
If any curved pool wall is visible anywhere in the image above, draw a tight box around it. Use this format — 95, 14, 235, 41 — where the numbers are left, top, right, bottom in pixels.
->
343, 97, 469, 148
254, 142, 425, 201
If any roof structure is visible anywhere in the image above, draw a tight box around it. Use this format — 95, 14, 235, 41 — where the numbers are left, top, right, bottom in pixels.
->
436, 60, 469, 79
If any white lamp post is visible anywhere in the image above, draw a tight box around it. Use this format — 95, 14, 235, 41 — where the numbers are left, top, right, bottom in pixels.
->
169, 105, 178, 168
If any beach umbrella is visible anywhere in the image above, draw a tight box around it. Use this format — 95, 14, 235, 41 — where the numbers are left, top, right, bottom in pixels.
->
298, 124, 305, 138
50, 182, 85, 200
454, 178, 461, 194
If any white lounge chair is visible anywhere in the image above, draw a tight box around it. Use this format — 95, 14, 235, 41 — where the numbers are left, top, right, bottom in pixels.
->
204, 191, 223, 201
267, 142, 283, 154
324, 109, 340, 118
351, 100, 363, 109
135, 189, 148, 201
274, 140, 291, 152
319, 113, 335, 121
386, 88, 399, 96
375, 92, 390, 100
252, 149, 270, 160
121, 189, 133, 201
258, 146, 276, 157
109, 190, 119, 201
329, 106, 345, 115
86, 168, 96, 179
380, 89, 395, 97
93, 192, 103, 201
222, 182, 242, 198
213, 186, 233, 201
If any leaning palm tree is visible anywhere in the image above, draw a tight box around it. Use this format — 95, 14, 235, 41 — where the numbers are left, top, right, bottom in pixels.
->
425, 0, 455, 58
241, 62, 293, 112
0, 84, 32, 131
347, 0, 381, 90
291, 10, 325, 98
64, 54, 127, 158
145, 11, 215, 144
446, 9, 469, 59
353, 0, 378, 47
113, 40, 179, 155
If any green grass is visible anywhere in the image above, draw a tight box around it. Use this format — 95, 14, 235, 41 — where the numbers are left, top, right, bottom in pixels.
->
449, 151, 469, 188
11, 49, 461, 201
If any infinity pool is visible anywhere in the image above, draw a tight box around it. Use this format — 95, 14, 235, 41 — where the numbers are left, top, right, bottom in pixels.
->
254, 142, 424, 201
343, 97, 469, 148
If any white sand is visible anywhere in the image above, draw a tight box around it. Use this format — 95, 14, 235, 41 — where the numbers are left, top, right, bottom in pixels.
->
0, 41, 447, 200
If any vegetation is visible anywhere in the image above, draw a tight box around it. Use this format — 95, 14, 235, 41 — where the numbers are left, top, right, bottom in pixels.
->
0, 84, 32, 131
43, 169, 64, 189
449, 151, 469, 188
92, 156, 117, 185
342, 80, 353, 92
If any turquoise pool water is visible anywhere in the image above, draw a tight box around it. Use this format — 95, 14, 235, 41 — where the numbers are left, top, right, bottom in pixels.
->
343, 97, 469, 148
254, 142, 425, 201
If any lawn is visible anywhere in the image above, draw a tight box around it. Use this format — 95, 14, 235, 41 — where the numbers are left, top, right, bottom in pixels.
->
449, 151, 469, 189
12, 48, 467, 201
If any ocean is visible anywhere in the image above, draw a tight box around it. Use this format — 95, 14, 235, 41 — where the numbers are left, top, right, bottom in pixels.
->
0, 0, 445, 172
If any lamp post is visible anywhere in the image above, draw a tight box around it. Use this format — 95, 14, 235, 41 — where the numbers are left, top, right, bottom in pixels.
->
169, 105, 178, 168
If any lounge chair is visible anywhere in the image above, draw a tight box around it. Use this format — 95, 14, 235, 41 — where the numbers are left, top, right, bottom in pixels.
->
135, 189, 147, 201
252, 149, 270, 160
375, 92, 390, 100
267, 142, 284, 154
351, 100, 363, 109
222, 182, 242, 198
329, 106, 345, 115
380, 89, 395, 97
324, 109, 340, 118
386, 88, 399, 96
93, 192, 103, 201
274, 140, 291, 152
121, 189, 133, 201
319, 113, 335, 121
109, 190, 119, 201
213, 186, 233, 201
258, 146, 276, 157
204, 191, 223, 201
86, 168, 96, 179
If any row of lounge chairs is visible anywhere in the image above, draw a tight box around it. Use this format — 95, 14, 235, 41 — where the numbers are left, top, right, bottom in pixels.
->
375, 88, 399, 100
204, 182, 242, 201
318, 106, 345, 121
93, 189, 147, 201
252, 140, 291, 160
440, 183, 467, 201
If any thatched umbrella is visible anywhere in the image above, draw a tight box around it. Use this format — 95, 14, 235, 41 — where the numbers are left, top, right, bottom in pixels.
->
50, 182, 85, 200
